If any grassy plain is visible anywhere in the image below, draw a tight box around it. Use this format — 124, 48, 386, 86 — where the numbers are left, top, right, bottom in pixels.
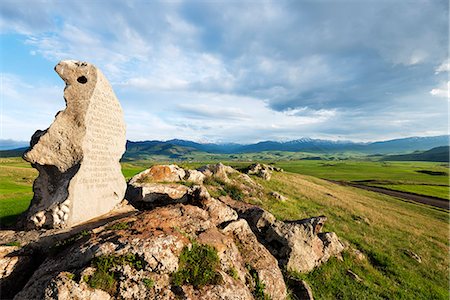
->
272, 160, 449, 200
0, 158, 448, 299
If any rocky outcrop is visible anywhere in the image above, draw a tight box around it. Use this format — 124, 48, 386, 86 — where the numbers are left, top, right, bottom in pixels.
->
244, 163, 282, 181
14, 203, 287, 300
21, 60, 127, 230
222, 197, 345, 273
198, 163, 237, 182
5, 162, 347, 299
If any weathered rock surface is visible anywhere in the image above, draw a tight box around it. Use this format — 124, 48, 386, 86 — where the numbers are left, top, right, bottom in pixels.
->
223, 198, 345, 273
44, 272, 111, 300
246, 163, 272, 180
6, 162, 346, 299
129, 165, 186, 184
14, 204, 287, 300
198, 163, 237, 182
21, 60, 126, 230
127, 183, 190, 208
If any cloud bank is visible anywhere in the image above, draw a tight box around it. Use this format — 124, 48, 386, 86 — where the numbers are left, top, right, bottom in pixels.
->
1, 0, 448, 142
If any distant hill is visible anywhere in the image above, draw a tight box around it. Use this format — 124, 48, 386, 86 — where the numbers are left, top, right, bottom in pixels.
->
382, 146, 449, 162
2, 135, 448, 160
0, 140, 28, 151
0, 147, 27, 158
124, 135, 449, 158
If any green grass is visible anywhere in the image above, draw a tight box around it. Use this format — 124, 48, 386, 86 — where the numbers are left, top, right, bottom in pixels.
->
0, 158, 36, 226
86, 254, 146, 295
272, 160, 449, 199
254, 172, 449, 299
0, 158, 148, 226
172, 241, 222, 288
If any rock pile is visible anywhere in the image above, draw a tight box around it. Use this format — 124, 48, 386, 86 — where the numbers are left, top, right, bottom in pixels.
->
21, 60, 127, 230
244, 163, 283, 181
3, 162, 345, 299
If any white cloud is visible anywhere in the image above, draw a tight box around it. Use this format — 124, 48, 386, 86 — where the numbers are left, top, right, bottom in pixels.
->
435, 59, 450, 74
1, 0, 448, 142
430, 81, 449, 99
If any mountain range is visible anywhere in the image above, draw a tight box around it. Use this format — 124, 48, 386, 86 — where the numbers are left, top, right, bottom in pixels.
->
1, 135, 448, 161
124, 135, 449, 157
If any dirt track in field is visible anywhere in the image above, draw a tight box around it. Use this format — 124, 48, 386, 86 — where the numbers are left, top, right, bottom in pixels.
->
330, 180, 449, 210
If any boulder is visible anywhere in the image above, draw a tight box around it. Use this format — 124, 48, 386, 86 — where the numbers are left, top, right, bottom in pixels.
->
184, 169, 206, 184
189, 186, 238, 226
223, 198, 345, 273
198, 163, 236, 182
128, 165, 186, 184
245, 163, 273, 180
44, 272, 111, 300
21, 60, 126, 230
126, 182, 190, 208
270, 191, 288, 202
222, 219, 287, 300
0, 245, 34, 299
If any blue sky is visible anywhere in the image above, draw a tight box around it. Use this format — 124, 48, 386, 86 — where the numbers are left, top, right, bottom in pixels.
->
1, 0, 448, 143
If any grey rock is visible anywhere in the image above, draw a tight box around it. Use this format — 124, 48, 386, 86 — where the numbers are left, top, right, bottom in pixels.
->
21, 60, 126, 230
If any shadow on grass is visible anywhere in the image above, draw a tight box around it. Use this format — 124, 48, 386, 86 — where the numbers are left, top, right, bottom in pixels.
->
0, 213, 21, 229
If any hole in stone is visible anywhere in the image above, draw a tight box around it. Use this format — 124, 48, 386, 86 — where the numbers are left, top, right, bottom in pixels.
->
77, 76, 88, 84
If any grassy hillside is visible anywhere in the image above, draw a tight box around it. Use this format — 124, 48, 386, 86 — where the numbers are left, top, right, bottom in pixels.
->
253, 172, 448, 299
272, 160, 449, 200
382, 146, 449, 162
0, 158, 37, 226
0, 158, 448, 298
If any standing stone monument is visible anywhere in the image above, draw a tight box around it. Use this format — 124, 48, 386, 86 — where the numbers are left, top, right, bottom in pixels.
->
21, 60, 127, 229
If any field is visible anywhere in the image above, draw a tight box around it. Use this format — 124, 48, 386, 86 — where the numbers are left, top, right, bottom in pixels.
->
254, 172, 448, 299
272, 160, 449, 200
0, 157, 448, 299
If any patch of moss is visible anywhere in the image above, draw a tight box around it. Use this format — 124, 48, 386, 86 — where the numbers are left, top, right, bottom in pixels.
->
172, 242, 222, 288
106, 222, 131, 230
177, 181, 195, 188
226, 267, 239, 280
1, 241, 21, 247
85, 254, 146, 295
142, 278, 154, 289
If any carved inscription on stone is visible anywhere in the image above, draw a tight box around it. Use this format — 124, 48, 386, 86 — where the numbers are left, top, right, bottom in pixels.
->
22, 60, 126, 229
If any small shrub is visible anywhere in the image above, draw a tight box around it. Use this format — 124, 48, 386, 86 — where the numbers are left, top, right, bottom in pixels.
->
172, 242, 222, 288
88, 268, 116, 294
223, 184, 244, 200
204, 176, 226, 187
226, 267, 239, 280
142, 278, 154, 289
247, 265, 270, 300
86, 254, 146, 295
65, 272, 75, 280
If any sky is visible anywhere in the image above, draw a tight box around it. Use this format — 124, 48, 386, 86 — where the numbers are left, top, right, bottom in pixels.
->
0, 0, 448, 144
